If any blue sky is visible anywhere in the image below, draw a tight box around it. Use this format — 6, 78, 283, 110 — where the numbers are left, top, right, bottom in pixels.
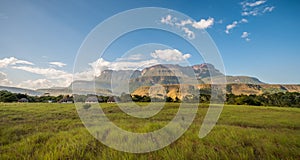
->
0, 0, 299, 89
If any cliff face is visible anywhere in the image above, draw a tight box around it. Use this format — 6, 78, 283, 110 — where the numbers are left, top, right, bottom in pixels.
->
131, 84, 300, 100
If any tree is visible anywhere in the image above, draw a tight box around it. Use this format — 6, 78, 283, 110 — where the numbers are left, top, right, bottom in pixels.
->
166, 96, 173, 102
0, 90, 18, 102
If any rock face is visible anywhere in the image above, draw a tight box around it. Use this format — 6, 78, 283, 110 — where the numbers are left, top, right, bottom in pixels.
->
132, 84, 300, 99
192, 63, 224, 79
131, 84, 199, 100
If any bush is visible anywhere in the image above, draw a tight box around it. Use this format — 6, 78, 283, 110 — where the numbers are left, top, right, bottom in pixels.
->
82, 104, 91, 110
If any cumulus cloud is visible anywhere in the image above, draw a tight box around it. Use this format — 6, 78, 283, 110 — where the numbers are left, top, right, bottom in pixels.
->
88, 58, 111, 77
175, 18, 214, 29
225, 21, 238, 34
0, 57, 72, 89
0, 57, 33, 68
11, 66, 72, 87
161, 15, 215, 39
3, 48, 191, 89
0, 71, 12, 86
17, 79, 54, 89
49, 62, 66, 67
192, 17, 214, 29
82, 48, 192, 78
182, 27, 195, 39
11, 55, 158, 88
77, 49, 191, 78
151, 49, 191, 62
88, 58, 159, 77
241, 32, 251, 41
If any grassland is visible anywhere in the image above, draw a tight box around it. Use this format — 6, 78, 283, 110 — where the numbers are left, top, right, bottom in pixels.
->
0, 103, 300, 159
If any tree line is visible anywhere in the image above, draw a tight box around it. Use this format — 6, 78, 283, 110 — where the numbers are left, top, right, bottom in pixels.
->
0, 90, 64, 103
1, 90, 299, 107
226, 92, 300, 107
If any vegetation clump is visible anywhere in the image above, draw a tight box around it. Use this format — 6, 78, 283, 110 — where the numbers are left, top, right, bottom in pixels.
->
82, 104, 91, 110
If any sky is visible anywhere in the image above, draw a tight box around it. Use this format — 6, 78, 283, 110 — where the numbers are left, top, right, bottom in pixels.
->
0, 0, 299, 89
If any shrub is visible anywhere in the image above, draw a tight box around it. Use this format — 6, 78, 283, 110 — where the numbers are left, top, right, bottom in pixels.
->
82, 104, 91, 110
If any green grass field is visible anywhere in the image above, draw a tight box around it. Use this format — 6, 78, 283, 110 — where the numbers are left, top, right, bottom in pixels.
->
0, 103, 300, 159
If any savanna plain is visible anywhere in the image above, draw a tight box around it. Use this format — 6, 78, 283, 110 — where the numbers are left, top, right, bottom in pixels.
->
0, 103, 300, 159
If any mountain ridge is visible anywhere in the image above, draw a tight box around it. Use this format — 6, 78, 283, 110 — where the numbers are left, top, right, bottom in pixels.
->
1, 63, 299, 96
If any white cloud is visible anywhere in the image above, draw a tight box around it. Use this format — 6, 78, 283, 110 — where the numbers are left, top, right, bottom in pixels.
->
182, 27, 195, 39
0, 71, 12, 86
161, 15, 215, 39
240, 18, 248, 23
176, 19, 193, 27
241, 0, 274, 16
73, 70, 95, 81
241, 32, 250, 38
11, 66, 72, 87
237, 1, 275, 41
161, 15, 175, 26
242, 0, 266, 8
88, 58, 159, 77
175, 17, 214, 30
89, 58, 111, 77
12, 66, 70, 79
225, 21, 238, 34
225, 18, 249, 34
3, 48, 190, 89
151, 49, 191, 62
0, 57, 34, 68
263, 6, 275, 13
242, 10, 260, 16
17, 79, 54, 89
192, 17, 214, 29
241, 32, 251, 41
49, 62, 66, 67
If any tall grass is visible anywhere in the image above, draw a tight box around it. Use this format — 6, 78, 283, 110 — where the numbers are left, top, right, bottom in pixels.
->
0, 103, 299, 159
